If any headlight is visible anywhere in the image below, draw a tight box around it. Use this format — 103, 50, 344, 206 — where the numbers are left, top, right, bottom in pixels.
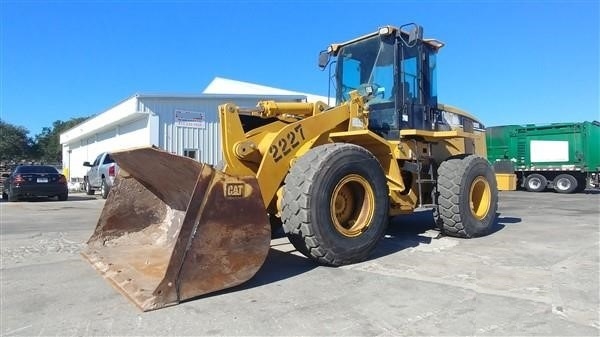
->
378, 27, 392, 36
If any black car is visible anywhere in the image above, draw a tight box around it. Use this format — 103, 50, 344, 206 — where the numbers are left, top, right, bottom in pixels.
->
1, 165, 68, 201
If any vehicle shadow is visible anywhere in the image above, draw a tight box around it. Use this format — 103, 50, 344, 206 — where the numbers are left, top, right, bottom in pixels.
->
375, 211, 522, 257
0, 195, 97, 202
182, 247, 318, 305
371, 211, 438, 259
487, 214, 521, 235
242, 248, 318, 287
184, 211, 521, 304
64, 195, 99, 201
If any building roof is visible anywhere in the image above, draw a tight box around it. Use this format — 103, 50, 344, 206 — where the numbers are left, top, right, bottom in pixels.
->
60, 96, 142, 145
60, 77, 331, 146
132, 92, 305, 101
203, 77, 333, 104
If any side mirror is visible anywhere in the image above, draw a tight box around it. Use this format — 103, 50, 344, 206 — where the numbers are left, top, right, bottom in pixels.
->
83, 161, 91, 167
318, 50, 330, 69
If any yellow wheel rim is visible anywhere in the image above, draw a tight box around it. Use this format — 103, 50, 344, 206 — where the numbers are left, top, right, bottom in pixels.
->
469, 176, 491, 220
330, 174, 375, 237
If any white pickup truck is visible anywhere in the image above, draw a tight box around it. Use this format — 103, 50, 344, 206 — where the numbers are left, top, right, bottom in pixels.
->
83, 152, 119, 199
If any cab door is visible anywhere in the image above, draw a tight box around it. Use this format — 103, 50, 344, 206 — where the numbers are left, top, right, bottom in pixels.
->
89, 154, 103, 187
398, 42, 438, 131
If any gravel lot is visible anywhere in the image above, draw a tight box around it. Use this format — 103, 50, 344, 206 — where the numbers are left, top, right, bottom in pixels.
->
1, 190, 599, 336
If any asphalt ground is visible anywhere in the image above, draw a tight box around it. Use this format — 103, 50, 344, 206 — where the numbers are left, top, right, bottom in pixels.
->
1, 190, 599, 336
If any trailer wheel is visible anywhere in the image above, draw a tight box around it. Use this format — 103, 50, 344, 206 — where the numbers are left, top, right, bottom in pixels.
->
282, 143, 389, 266
553, 174, 577, 194
525, 174, 547, 192
436, 155, 498, 238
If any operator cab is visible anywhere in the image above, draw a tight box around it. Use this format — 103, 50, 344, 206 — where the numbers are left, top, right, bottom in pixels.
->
320, 24, 444, 139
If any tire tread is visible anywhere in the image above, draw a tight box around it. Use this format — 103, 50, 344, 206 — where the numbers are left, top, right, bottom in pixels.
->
436, 155, 497, 238
282, 143, 387, 266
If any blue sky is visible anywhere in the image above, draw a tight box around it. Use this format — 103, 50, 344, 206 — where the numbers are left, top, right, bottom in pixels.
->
1, 0, 598, 136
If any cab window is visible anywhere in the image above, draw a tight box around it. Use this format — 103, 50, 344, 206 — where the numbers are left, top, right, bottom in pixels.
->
103, 154, 114, 164
92, 154, 102, 166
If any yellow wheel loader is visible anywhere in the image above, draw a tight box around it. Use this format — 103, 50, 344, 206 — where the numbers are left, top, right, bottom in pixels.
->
82, 24, 498, 311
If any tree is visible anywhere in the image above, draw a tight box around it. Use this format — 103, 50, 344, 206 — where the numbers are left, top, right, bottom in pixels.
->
0, 120, 35, 161
35, 117, 89, 163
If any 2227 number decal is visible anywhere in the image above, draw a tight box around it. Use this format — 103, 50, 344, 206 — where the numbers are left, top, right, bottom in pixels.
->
269, 125, 306, 163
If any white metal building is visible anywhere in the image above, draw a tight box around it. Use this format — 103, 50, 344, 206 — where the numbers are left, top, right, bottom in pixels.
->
60, 77, 329, 180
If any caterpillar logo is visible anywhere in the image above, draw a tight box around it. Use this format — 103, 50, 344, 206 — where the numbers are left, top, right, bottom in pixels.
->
225, 183, 245, 197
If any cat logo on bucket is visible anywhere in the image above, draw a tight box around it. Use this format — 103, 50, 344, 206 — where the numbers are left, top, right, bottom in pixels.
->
225, 183, 245, 197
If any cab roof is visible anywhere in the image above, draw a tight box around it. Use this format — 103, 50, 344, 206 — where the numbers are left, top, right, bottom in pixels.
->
328, 25, 445, 56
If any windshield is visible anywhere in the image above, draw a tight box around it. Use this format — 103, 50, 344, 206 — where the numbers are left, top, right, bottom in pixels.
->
335, 36, 395, 103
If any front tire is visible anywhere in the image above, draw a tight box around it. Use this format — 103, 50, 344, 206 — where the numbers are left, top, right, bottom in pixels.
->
282, 143, 389, 266
436, 155, 498, 238
85, 179, 95, 195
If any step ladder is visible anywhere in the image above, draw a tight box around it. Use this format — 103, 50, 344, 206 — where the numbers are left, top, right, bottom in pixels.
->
404, 143, 438, 211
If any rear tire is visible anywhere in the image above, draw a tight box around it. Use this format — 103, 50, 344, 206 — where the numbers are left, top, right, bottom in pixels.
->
436, 155, 498, 238
282, 143, 389, 266
58, 193, 68, 201
1, 191, 7, 200
553, 174, 577, 194
100, 179, 109, 199
525, 174, 547, 192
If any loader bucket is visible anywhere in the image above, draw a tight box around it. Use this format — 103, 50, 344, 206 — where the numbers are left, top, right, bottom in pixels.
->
81, 147, 271, 311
